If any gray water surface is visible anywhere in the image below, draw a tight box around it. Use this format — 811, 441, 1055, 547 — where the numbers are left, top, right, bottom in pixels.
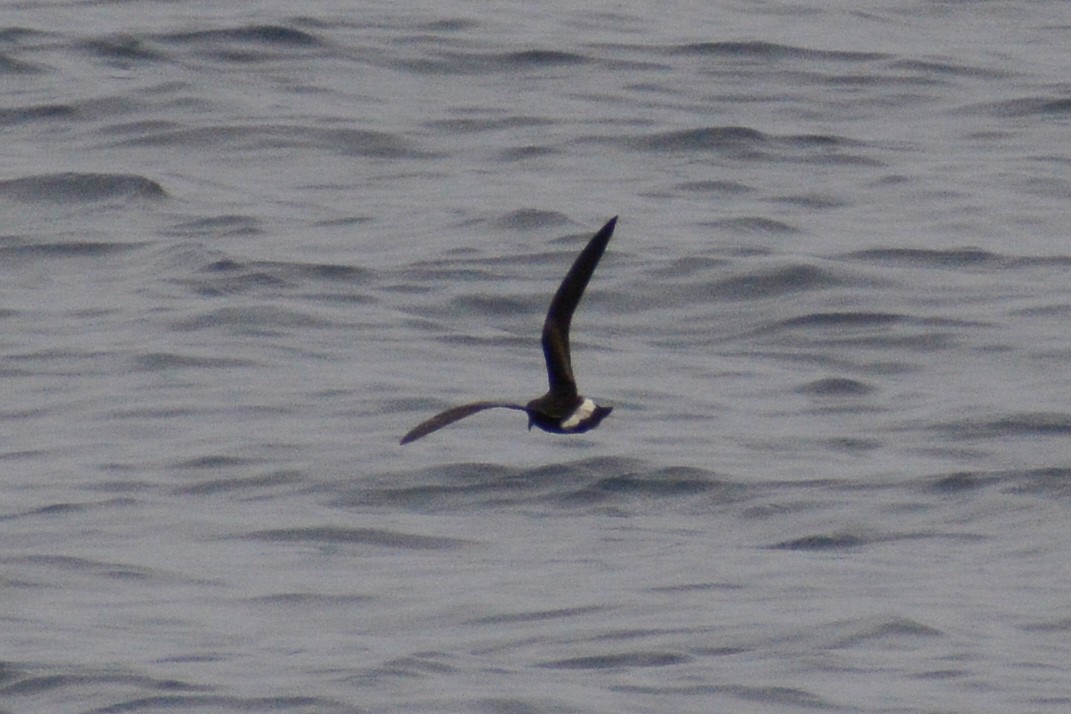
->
3, 2, 1071, 712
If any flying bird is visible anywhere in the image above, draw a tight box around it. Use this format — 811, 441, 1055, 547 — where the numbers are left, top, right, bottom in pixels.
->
401, 216, 617, 444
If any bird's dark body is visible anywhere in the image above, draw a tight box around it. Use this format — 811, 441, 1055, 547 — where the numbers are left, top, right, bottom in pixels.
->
525, 396, 613, 434
400, 217, 617, 445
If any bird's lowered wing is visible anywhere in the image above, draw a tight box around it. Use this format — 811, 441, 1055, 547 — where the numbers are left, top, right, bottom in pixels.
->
400, 401, 528, 444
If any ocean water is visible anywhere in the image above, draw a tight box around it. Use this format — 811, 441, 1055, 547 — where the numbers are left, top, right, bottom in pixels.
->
3, 1, 1071, 712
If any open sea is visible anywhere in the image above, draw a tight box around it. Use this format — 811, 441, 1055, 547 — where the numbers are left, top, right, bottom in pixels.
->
3, 2, 1071, 712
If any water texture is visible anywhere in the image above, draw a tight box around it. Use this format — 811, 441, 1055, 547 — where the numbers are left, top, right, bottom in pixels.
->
3, 2, 1071, 712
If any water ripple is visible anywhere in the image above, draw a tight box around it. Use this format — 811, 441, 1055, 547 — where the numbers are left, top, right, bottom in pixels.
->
0, 172, 166, 202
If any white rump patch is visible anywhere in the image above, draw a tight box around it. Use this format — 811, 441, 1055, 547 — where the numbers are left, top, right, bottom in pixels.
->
561, 398, 596, 430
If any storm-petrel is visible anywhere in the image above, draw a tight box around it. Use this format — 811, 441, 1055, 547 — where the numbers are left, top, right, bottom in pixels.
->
400, 216, 617, 444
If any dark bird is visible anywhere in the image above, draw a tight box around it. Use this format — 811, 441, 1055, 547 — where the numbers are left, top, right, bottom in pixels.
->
401, 217, 617, 445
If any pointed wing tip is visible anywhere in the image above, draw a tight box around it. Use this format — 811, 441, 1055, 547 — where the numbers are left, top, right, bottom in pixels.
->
399, 420, 437, 445
591, 216, 617, 244
399, 429, 423, 445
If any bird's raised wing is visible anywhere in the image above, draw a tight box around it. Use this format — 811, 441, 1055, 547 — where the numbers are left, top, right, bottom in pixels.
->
541, 216, 617, 396
400, 401, 528, 444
